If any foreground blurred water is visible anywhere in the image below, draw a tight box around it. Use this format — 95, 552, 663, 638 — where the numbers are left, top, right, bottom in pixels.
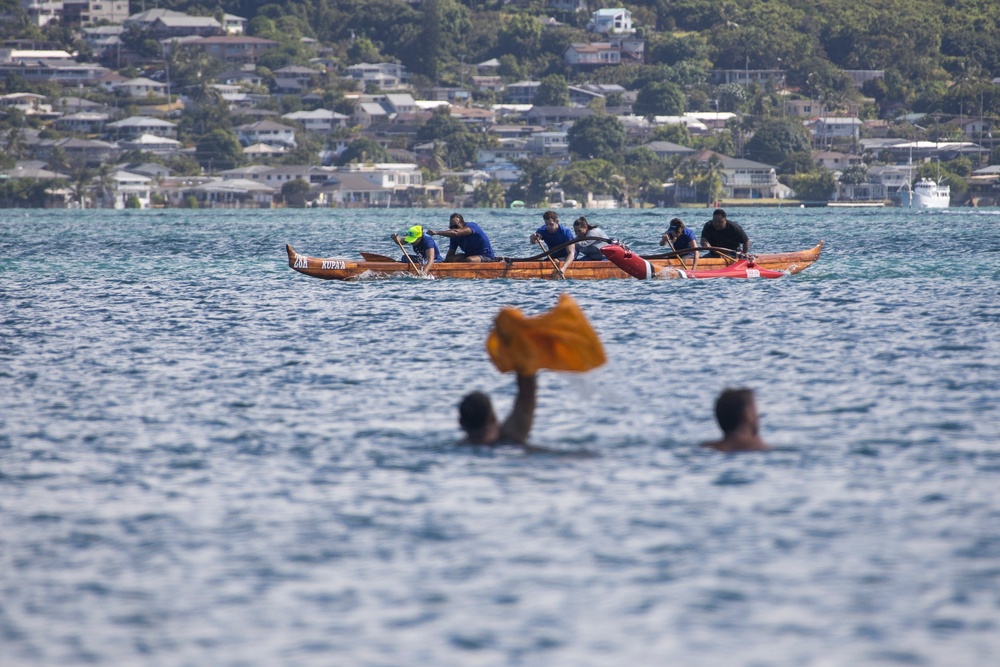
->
1, 207, 999, 666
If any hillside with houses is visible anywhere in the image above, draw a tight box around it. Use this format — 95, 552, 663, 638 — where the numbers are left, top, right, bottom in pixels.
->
1, 0, 1000, 208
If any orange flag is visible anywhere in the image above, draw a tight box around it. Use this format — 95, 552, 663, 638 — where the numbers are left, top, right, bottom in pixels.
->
486, 294, 606, 375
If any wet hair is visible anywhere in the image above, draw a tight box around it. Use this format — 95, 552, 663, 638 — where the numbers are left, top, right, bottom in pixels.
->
574, 216, 597, 231
459, 391, 493, 431
449, 212, 465, 225
542, 210, 559, 223
715, 388, 755, 434
712, 208, 727, 218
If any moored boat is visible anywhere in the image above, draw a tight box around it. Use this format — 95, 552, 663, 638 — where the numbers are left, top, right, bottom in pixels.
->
899, 178, 950, 209
286, 241, 823, 281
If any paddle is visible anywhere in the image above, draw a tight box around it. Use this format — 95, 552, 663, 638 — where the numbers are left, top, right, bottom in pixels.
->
391, 234, 422, 275
360, 251, 397, 262
660, 234, 692, 270
535, 237, 565, 279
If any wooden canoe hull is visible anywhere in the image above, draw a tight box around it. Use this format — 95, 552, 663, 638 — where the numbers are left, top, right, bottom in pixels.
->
285, 241, 823, 281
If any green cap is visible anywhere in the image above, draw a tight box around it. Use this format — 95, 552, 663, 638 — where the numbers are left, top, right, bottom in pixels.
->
403, 225, 422, 243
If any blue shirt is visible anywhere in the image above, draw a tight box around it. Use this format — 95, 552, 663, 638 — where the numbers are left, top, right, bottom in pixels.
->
412, 235, 442, 263
669, 227, 698, 250
534, 224, 575, 259
449, 221, 494, 259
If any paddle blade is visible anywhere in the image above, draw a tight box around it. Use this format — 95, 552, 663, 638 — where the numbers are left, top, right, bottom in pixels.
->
486, 294, 606, 375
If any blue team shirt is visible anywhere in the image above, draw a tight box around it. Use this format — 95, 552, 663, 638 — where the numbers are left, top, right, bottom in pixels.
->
412, 235, 442, 263
670, 227, 698, 250
534, 224, 575, 259
449, 221, 494, 259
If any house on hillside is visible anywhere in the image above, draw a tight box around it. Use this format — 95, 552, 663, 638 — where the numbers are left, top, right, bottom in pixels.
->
505, 81, 541, 105
814, 150, 863, 171
282, 109, 350, 132
176, 36, 279, 67
806, 116, 863, 146
112, 78, 168, 98
643, 141, 696, 160
587, 8, 634, 34
344, 63, 409, 91
235, 120, 297, 148
54, 111, 113, 134
674, 150, 784, 202
105, 116, 178, 140
61, 0, 129, 25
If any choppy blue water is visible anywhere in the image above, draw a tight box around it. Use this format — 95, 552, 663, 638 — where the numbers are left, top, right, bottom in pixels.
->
2, 207, 999, 666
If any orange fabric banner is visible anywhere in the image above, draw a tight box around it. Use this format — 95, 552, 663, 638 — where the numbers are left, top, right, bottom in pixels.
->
486, 294, 606, 375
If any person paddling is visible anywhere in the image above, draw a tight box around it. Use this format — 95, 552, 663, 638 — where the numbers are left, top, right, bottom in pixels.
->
700, 208, 749, 258
572, 216, 610, 261
530, 210, 576, 275
393, 225, 441, 274
659, 217, 699, 269
701, 388, 771, 452
426, 213, 495, 263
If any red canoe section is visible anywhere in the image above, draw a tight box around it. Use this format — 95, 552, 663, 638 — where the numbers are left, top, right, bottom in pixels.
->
600, 244, 787, 280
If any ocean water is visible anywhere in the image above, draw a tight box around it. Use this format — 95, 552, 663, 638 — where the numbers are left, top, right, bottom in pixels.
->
1, 207, 998, 666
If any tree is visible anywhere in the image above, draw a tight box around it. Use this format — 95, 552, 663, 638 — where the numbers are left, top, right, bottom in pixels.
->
510, 157, 558, 207
567, 115, 627, 164
282, 178, 311, 198
560, 159, 621, 200
195, 129, 244, 171
633, 80, 685, 116
745, 119, 812, 167
651, 123, 693, 146
534, 74, 570, 107
787, 171, 836, 201
839, 164, 869, 185
474, 178, 506, 208
337, 137, 389, 165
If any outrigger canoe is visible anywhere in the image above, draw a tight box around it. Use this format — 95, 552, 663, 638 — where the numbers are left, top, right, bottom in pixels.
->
285, 241, 823, 281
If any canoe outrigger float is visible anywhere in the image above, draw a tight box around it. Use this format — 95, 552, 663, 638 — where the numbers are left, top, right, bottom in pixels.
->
285, 241, 823, 281
601, 244, 788, 279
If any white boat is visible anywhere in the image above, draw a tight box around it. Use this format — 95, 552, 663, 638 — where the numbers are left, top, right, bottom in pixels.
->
899, 177, 950, 209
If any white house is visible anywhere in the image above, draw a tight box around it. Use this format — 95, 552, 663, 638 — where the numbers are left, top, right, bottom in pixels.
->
222, 13, 247, 34
588, 8, 634, 34
282, 109, 350, 132
526, 131, 569, 156
54, 111, 112, 133
110, 170, 152, 209
565, 43, 621, 67
105, 116, 178, 139
814, 150, 864, 171
235, 120, 297, 148
476, 138, 529, 165
120, 133, 183, 155
113, 78, 168, 98
806, 117, 863, 144
344, 63, 409, 91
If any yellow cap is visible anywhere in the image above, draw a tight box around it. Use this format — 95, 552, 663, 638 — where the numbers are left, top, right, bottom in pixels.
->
403, 225, 422, 243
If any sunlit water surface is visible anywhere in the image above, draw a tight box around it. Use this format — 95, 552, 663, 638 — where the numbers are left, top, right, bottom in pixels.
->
2, 208, 999, 666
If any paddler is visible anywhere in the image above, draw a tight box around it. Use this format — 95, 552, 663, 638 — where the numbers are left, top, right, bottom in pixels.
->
425, 213, 495, 262
394, 225, 441, 274
701, 388, 771, 452
529, 210, 576, 274
700, 208, 749, 258
572, 216, 610, 261
659, 217, 699, 268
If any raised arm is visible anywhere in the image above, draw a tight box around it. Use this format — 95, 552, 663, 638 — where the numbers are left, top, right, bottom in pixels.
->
498, 374, 537, 444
